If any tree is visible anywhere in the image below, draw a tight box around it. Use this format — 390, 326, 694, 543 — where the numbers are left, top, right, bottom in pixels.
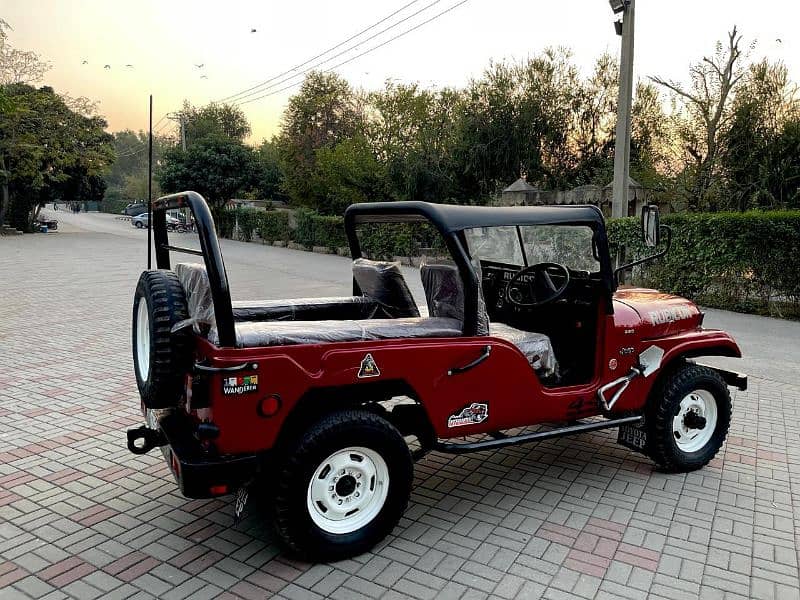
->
652, 27, 747, 210
277, 71, 363, 207
1, 83, 114, 229
104, 129, 169, 202
156, 135, 258, 213
0, 19, 50, 85
179, 101, 251, 146
721, 59, 799, 210
252, 139, 285, 201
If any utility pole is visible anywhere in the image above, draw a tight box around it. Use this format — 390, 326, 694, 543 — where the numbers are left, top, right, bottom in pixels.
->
179, 114, 187, 151
611, 0, 635, 219
166, 112, 188, 151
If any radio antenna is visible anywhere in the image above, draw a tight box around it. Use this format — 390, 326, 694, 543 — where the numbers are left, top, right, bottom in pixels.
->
147, 94, 153, 269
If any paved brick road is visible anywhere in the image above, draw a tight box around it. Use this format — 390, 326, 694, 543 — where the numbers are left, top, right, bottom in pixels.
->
1, 215, 799, 599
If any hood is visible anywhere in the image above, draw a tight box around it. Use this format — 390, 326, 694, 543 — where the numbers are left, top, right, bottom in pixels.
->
613, 287, 702, 338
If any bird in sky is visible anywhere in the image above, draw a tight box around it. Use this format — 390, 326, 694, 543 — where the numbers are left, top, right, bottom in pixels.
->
250, 28, 257, 33
776, 38, 783, 43
104, 64, 111, 70
125, 64, 134, 68
200, 75, 208, 79
81, 59, 88, 65
195, 63, 204, 68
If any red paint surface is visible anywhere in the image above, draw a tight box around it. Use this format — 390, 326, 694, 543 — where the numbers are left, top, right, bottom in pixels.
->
189, 291, 740, 455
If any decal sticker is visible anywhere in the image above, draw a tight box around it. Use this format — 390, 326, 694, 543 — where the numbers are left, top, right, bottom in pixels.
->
608, 358, 618, 371
647, 305, 694, 325
619, 346, 635, 355
222, 375, 258, 395
358, 353, 381, 378
447, 402, 489, 428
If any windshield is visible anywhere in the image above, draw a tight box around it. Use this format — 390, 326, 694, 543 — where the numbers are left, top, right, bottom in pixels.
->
465, 225, 599, 273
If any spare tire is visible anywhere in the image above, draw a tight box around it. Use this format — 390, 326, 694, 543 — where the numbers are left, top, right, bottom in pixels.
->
132, 270, 192, 409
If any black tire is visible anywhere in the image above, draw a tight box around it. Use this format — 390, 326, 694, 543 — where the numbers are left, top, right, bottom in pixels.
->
645, 363, 731, 472
132, 270, 191, 409
135, 221, 143, 229
270, 409, 413, 561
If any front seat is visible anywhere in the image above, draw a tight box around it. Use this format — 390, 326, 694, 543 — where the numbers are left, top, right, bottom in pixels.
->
420, 263, 558, 378
353, 258, 420, 318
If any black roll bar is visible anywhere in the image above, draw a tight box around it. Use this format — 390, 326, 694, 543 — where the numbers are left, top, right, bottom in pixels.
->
152, 191, 237, 347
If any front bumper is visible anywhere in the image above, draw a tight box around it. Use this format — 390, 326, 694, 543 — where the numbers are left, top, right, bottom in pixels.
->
700, 364, 748, 391
130, 412, 260, 499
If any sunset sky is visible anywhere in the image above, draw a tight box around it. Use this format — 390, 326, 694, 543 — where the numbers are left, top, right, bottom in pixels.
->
4, 0, 798, 143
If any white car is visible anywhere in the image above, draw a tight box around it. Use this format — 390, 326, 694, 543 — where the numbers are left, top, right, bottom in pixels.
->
131, 213, 180, 229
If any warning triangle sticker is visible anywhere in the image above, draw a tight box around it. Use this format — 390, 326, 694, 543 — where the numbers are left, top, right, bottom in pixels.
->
358, 353, 381, 378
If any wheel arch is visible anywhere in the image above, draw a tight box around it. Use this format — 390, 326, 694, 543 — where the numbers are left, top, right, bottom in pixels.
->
275, 379, 435, 452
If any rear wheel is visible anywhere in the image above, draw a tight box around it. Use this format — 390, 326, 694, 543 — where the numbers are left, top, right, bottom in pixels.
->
135, 221, 143, 229
270, 410, 412, 560
132, 270, 191, 409
645, 363, 731, 472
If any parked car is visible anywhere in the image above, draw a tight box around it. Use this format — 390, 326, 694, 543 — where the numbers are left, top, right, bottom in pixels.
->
122, 203, 147, 216
131, 213, 180, 229
128, 191, 746, 561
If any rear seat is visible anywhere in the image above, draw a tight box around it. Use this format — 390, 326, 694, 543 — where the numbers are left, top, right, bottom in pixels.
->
209, 317, 463, 347
231, 296, 377, 321
175, 262, 461, 348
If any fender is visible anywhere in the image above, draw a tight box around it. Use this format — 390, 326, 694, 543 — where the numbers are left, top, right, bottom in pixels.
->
611, 329, 742, 412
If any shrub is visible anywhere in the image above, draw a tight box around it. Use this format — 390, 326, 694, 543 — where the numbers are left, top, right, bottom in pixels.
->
216, 209, 236, 239
257, 210, 291, 243
235, 208, 259, 242
311, 214, 347, 250
608, 210, 800, 317
293, 207, 316, 248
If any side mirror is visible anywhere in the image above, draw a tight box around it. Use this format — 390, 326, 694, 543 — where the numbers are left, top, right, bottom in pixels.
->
641, 205, 660, 248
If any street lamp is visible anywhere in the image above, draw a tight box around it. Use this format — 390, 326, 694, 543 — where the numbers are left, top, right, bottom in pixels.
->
609, 0, 635, 224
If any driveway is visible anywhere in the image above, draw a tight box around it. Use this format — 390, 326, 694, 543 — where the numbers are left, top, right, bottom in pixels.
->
0, 210, 798, 600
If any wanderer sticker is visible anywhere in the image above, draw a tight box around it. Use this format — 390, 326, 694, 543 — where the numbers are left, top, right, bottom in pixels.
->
447, 402, 489, 428
358, 354, 381, 378
223, 375, 258, 395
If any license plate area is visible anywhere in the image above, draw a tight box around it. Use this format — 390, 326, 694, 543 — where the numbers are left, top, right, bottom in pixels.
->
618, 422, 647, 454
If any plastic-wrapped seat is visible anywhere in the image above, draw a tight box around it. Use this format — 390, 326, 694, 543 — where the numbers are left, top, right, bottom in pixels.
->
174, 262, 460, 348
420, 263, 558, 378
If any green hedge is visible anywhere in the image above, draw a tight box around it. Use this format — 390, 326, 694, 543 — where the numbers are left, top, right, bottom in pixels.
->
608, 211, 800, 317
257, 211, 290, 243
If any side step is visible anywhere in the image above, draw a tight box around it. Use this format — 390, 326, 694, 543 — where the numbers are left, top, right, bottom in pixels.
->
433, 415, 643, 454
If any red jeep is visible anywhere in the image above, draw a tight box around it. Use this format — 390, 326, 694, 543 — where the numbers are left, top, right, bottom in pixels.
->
128, 191, 746, 560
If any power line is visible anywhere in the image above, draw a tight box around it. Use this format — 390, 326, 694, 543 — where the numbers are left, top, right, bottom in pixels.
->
220, 0, 441, 102
236, 0, 470, 107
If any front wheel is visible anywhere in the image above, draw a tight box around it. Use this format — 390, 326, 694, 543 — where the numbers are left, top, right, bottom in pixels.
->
645, 363, 731, 472
135, 221, 143, 229
270, 409, 412, 560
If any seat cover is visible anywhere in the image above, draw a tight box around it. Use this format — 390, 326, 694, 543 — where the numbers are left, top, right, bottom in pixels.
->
208, 317, 463, 347
353, 258, 420, 318
231, 296, 378, 321
489, 322, 558, 378
420, 262, 558, 377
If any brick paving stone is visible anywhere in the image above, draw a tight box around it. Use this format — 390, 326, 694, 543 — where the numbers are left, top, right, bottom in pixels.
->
2, 223, 800, 599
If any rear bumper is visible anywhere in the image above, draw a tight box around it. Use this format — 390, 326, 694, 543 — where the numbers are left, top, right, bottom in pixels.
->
155, 413, 260, 498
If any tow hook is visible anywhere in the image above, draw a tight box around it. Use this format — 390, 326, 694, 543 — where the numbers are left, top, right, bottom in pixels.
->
127, 426, 167, 455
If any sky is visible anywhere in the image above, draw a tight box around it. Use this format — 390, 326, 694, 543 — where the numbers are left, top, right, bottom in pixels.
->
4, 0, 798, 144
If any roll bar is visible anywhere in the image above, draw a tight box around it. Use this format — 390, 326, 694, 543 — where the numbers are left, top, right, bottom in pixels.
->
151, 191, 236, 347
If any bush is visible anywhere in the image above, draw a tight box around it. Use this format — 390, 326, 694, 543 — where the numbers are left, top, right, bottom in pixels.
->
608, 210, 800, 317
235, 208, 259, 242
257, 210, 290, 243
293, 207, 316, 248
311, 214, 347, 250
216, 209, 236, 239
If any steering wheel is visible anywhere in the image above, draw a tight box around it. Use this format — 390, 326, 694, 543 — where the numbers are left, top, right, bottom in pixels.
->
505, 262, 570, 307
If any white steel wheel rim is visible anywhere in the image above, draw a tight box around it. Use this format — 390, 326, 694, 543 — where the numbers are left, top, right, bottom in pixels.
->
135, 297, 150, 381
307, 446, 389, 535
673, 389, 717, 453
